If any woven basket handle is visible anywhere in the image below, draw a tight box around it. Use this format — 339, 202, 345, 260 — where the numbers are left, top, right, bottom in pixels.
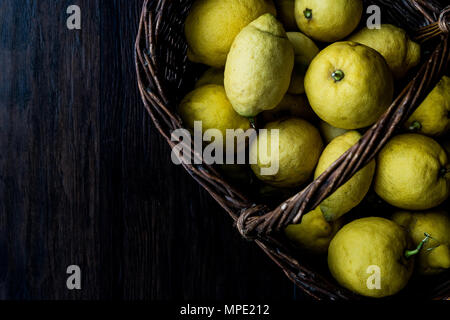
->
415, 4, 450, 41
237, 2, 450, 240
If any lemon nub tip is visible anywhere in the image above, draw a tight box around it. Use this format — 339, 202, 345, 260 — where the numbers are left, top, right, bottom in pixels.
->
408, 120, 422, 132
331, 70, 345, 82
303, 8, 312, 20
248, 117, 257, 129
405, 233, 431, 259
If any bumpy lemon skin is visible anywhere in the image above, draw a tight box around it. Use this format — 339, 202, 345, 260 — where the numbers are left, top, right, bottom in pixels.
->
285, 207, 343, 254
224, 14, 295, 117
348, 24, 421, 79
405, 76, 450, 137
185, 0, 276, 67
374, 134, 450, 210
178, 84, 251, 136
286, 32, 319, 94
250, 118, 323, 188
392, 210, 450, 275
274, 0, 297, 31
305, 41, 394, 130
314, 131, 376, 221
328, 217, 414, 298
294, 0, 363, 42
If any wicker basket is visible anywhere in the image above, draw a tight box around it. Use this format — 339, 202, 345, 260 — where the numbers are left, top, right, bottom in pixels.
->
136, 0, 450, 300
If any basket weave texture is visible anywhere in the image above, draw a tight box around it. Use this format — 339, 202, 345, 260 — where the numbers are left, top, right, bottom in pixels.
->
136, 0, 450, 300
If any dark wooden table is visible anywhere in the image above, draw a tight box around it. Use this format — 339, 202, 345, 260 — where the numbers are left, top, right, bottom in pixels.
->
0, 0, 298, 300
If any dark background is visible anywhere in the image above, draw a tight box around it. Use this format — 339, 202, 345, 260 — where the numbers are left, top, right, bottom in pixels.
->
0, 0, 299, 300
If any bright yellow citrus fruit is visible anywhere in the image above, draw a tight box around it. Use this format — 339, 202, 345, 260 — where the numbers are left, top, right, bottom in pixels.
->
392, 210, 450, 275
250, 118, 323, 188
405, 76, 450, 137
314, 131, 376, 221
225, 14, 294, 117
328, 217, 414, 298
178, 84, 250, 136
348, 24, 421, 79
185, 0, 276, 67
374, 134, 450, 210
305, 41, 394, 129
294, 0, 363, 42
285, 207, 343, 254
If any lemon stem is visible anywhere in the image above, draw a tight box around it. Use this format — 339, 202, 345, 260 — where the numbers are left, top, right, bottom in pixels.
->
332, 70, 345, 82
405, 233, 431, 259
248, 117, 256, 129
440, 166, 449, 177
408, 120, 422, 132
304, 8, 312, 20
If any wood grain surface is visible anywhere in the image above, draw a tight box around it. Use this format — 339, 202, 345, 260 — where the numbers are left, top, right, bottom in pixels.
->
0, 0, 299, 300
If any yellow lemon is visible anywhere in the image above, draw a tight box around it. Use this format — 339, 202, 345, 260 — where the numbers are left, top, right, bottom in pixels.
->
285, 207, 343, 254
261, 94, 316, 123
314, 131, 376, 221
195, 67, 224, 88
274, 0, 297, 30
225, 14, 294, 117
374, 134, 450, 210
250, 118, 323, 188
185, 0, 276, 67
405, 76, 450, 137
328, 217, 414, 298
178, 84, 250, 136
294, 0, 363, 42
392, 210, 450, 275
318, 120, 349, 144
305, 41, 394, 129
286, 32, 320, 94
348, 24, 421, 79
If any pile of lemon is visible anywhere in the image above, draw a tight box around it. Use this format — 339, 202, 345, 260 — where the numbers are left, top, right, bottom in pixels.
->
180, 0, 450, 298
